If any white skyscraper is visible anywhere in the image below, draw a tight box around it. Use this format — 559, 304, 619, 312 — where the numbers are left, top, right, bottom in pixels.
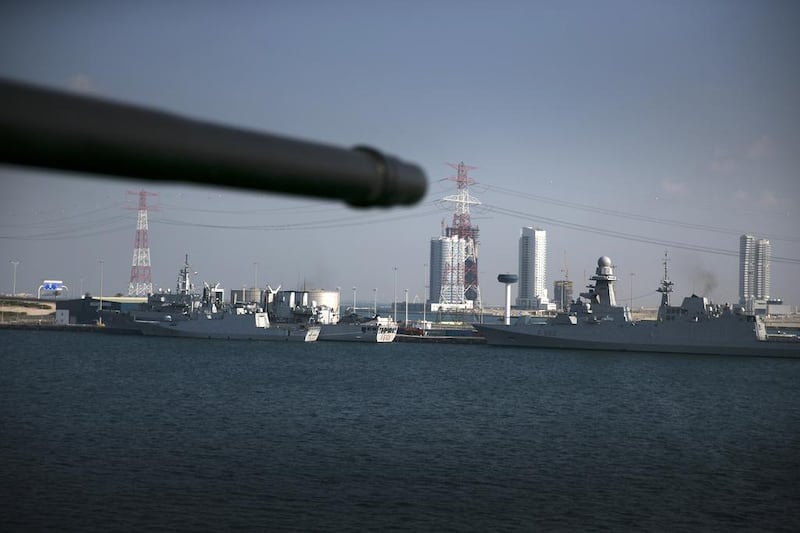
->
739, 234, 754, 304
754, 238, 771, 301
739, 234, 771, 312
517, 227, 548, 309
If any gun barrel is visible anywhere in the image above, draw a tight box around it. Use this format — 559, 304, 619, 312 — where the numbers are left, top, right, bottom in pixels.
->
0, 78, 427, 208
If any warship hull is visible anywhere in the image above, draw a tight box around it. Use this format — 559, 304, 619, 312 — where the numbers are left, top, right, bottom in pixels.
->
474, 321, 800, 357
101, 256, 319, 342
478, 254, 799, 358
132, 314, 319, 342
106, 311, 319, 342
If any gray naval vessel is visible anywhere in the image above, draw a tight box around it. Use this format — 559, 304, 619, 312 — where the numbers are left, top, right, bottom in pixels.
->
104, 257, 319, 342
474, 256, 799, 357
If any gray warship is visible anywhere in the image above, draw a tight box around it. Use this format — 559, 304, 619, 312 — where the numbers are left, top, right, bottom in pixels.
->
104, 257, 319, 342
474, 256, 799, 357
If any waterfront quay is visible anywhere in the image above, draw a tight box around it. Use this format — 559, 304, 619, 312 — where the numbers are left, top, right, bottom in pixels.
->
2, 297, 798, 340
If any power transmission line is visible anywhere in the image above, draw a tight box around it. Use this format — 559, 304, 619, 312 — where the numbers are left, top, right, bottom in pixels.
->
483, 203, 800, 265
484, 184, 800, 244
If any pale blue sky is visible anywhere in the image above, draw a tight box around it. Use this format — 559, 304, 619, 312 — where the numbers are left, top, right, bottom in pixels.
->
1, 0, 798, 307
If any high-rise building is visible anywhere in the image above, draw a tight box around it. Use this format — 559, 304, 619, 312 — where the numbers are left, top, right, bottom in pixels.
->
517, 227, 548, 309
754, 238, 771, 301
739, 234, 771, 311
429, 235, 468, 310
739, 234, 754, 304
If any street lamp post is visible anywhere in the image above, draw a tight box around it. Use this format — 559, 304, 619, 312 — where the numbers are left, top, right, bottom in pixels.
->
393, 266, 398, 320
98, 260, 104, 325
422, 263, 427, 326
629, 272, 635, 313
253, 261, 259, 306
9, 260, 19, 296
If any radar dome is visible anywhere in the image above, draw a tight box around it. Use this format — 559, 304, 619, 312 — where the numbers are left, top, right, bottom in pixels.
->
598, 256, 612, 267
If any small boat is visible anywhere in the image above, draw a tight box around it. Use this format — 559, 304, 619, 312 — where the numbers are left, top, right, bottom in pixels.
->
318, 314, 398, 343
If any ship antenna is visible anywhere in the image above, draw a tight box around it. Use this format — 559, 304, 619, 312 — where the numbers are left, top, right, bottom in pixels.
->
656, 251, 674, 317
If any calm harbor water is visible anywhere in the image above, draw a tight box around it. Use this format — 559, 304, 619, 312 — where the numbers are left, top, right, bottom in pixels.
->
1, 329, 799, 531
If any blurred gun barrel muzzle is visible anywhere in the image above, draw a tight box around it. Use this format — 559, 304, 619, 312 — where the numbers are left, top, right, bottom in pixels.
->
0, 78, 427, 208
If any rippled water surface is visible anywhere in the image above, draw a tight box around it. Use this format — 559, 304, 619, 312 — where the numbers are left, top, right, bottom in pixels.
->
2, 330, 799, 531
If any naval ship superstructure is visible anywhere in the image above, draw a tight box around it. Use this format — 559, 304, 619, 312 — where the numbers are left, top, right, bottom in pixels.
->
266, 288, 397, 343
474, 256, 799, 357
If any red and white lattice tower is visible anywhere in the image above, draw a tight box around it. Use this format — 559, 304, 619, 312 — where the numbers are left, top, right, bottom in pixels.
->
128, 190, 157, 296
442, 162, 481, 309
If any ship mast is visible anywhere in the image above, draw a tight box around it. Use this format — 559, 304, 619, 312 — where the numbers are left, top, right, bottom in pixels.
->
656, 251, 674, 320
177, 254, 192, 296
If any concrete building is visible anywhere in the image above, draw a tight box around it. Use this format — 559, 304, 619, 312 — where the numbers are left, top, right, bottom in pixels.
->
517, 227, 550, 310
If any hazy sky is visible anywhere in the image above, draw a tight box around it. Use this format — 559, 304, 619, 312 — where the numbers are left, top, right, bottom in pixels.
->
1, 0, 798, 308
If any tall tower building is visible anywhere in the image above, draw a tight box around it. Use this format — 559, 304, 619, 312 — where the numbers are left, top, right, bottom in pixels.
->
429, 234, 467, 309
739, 234, 754, 304
517, 227, 548, 309
739, 234, 771, 311
754, 238, 771, 301
128, 190, 156, 296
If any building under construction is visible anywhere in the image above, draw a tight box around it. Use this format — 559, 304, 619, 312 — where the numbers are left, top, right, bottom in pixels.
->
553, 280, 574, 312
428, 162, 481, 314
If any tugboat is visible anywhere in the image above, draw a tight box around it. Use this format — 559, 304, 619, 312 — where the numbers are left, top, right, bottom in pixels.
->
473, 255, 799, 357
